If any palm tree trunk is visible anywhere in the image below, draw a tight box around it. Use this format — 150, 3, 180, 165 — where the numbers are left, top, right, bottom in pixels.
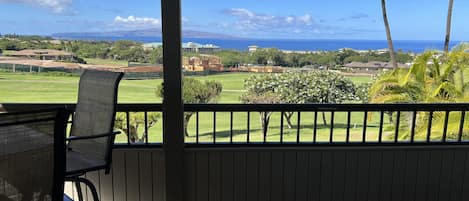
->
381, 0, 398, 69
444, 0, 454, 53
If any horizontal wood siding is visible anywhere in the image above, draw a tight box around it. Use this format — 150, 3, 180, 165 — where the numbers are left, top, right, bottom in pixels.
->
185, 146, 469, 201
66, 146, 469, 201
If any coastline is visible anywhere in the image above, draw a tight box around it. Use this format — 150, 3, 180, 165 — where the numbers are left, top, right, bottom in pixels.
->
53, 36, 461, 53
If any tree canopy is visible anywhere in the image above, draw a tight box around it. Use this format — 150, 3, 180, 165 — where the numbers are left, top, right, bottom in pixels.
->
243, 71, 359, 104
242, 71, 360, 131
157, 77, 223, 136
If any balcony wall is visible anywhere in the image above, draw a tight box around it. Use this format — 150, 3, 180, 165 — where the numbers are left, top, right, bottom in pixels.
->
5, 103, 469, 200
66, 145, 469, 201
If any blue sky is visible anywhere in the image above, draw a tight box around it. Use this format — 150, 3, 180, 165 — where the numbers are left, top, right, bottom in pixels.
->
0, 0, 468, 40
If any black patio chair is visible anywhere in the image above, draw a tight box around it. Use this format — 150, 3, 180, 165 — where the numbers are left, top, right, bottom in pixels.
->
0, 109, 68, 201
65, 70, 124, 201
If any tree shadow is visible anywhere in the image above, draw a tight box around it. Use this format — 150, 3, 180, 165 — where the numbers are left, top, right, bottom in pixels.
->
187, 123, 381, 139
190, 128, 263, 138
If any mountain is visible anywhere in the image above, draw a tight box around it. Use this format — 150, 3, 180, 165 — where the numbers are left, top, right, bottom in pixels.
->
51, 28, 237, 40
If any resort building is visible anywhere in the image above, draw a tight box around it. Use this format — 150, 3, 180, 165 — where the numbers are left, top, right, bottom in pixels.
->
248, 45, 259, 52
143, 42, 163, 50
239, 65, 286, 73
144, 42, 221, 54
182, 42, 221, 54
5, 49, 76, 61
182, 54, 224, 72
343, 61, 410, 72
281, 50, 317, 54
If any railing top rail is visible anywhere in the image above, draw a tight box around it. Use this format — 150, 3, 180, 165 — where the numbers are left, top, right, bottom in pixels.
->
2, 103, 469, 112
3, 102, 469, 147
184, 103, 469, 112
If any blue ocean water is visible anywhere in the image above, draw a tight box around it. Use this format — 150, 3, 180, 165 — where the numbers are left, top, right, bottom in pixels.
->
182, 38, 460, 53
58, 36, 461, 53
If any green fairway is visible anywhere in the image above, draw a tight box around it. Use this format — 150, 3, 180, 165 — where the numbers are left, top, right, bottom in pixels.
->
0, 72, 260, 103
0, 71, 385, 144
348, 74, 374, 84
116, 110, 460, 144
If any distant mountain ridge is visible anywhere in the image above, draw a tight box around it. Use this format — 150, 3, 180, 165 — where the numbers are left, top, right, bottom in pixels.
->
52, 28, 237, 40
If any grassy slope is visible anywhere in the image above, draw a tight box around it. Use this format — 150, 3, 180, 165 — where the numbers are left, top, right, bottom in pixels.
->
1, 72, 395, 143
0, 72, 255, 103
0, 73, 160, 103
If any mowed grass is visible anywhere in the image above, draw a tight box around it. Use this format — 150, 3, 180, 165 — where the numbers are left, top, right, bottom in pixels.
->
120, 110, 469, 144
0, 73, 160, 103
123, 111, 397, 144
1, 71, 395, 144
0, 72, 254, 103
347, 74, 374, 84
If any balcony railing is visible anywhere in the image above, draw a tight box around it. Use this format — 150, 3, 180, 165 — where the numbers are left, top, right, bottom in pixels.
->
4, 103, 469, 201
2, 103, 469, 147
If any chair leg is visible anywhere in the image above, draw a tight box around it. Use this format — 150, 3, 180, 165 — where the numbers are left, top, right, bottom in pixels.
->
67, 177, 100, 201
75, 181, 84, 201
77, 178, 100, 201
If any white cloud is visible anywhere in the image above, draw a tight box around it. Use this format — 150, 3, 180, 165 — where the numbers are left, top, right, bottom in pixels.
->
223, 8, 316, 32
227, 8, 255, 18
114, 16, 160, 28
298, 14, 313, 25
0, 0, 72, 13
218, 8, 377, 38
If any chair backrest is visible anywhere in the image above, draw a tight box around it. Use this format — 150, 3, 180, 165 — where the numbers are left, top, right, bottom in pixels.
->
0, 109, 68, 201
69, 70, 124, 173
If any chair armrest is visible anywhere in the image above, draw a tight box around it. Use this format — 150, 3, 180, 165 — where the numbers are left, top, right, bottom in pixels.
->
66, 131, 121, 141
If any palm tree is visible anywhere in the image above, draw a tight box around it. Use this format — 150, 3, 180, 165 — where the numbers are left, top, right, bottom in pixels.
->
444, 0, 454, 53
381, 0, 398, 69
370, 48, 469, 104
370, 44, 469, 139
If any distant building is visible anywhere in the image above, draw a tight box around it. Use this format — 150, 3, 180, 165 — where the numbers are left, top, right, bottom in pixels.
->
288, 66, 323, 72
182, 42, 220, 54
239, 65, 286, 73
5, 49, 75, 61
339, 48, 391, 54
143, 42, 221, 54
182, 55, 224, 72
376, 48, 390, 54
343, 61, 409, 72
248, 45, 258, 53
143, 42, 163, 50
280, 50, 316, 54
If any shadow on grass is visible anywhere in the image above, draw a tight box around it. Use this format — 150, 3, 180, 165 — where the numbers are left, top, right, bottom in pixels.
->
187, 123, 383, 139
187, 128, 263, 138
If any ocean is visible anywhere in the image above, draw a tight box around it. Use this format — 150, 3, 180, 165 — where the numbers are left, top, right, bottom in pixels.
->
57, 36, 462, 53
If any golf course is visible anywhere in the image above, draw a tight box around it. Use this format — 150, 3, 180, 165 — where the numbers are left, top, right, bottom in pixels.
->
2, 72, 448, 144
